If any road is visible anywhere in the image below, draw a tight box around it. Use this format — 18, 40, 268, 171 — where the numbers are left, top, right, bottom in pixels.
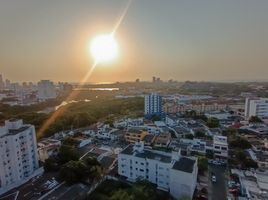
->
208, 164, 227, 200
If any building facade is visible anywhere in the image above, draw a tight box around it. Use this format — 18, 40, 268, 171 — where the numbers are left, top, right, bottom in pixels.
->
213, 135, 228, 159
37, 80, 56, 101
245, 98, 268, 119
125, 129, 148, 143
118, 142, 198, 199
0, 119, 42, 195
144, 93, 162, 118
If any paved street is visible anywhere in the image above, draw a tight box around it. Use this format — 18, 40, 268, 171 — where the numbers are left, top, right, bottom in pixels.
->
208, 165, 227, 200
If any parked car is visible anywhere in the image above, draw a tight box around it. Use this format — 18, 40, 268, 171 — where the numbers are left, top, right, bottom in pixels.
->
211, 175, 216, 183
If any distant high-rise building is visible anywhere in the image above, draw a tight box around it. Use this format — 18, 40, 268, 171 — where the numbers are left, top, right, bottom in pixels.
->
5, 79, 11, 90
144, 93, 162, 118
0, 74, 4, 90
152, 76, 156, 83
135, 78, 140, 83
245, 97, 268, 119
37, 80, 56, 101
0, 119, 41, 195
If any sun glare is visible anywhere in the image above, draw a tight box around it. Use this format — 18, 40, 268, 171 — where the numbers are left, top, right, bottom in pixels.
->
90, 34, 118, 63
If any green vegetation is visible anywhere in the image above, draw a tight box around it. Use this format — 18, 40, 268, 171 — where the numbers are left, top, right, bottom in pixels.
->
183, 110, 208, 121
44, 136, 80, 172
0, 97, 144, 139
222, 127, 237, 138
227, 130, 257, 169
59, 157, 102, 184
230, 150, 258, 169
206, 117, 220, 128
194, 131, 206, 138
229, 137, 251, 150
249, 116, 263, 123
198, 157, 208, 175
89, 179, 174, 200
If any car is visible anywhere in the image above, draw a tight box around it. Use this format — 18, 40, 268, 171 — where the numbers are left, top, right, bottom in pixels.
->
211, 175, 216, 183
208, 159, 213, 164
212, 160, 221, 165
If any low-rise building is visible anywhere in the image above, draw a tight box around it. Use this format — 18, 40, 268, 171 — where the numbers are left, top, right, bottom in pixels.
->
213, 135, 228, 159
38, 138, 61, 162
118, 142, 198, 199
125, 129, 147, 143
154, 132, 171, 148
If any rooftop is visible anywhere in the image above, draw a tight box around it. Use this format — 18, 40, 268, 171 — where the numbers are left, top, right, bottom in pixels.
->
172, 157, 195, 173
6, 126, 30, 136
121, 145, 172, 163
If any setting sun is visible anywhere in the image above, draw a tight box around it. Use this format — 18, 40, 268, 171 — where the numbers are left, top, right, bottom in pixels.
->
90, 34, 118, 63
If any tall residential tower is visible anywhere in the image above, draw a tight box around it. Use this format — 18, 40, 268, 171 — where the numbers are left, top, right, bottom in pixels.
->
0, 119, 42, 195
144, 93, 162, 118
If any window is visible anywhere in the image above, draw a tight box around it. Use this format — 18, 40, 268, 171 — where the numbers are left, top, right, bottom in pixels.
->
140, 169, 144, 172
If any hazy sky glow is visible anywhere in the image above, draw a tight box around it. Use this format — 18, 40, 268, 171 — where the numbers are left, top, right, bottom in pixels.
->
1, 0, 268, 83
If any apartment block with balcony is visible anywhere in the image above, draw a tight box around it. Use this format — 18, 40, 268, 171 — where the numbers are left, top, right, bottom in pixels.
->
118, 142, 197, 199
0, 119, 42, 195
245, 97, 268, 119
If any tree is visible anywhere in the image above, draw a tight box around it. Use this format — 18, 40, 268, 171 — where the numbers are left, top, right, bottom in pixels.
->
198, 157, 208, 174
195, 131, 206, 138
110, 190, 134, 200
44, 157, 60, 172
60, 160, 87, 184
151, 114, 161, 122
249, 116, 263, 123
184, 110, 197, 118
244, 158, 258, 169
230, 137, 251, 149
206, 117, 219, 128
222, 128, 237, 138
58, 145, 79, 164
235, 150, 247, 161
62, 137, 79, 146
59, 157, 102, 184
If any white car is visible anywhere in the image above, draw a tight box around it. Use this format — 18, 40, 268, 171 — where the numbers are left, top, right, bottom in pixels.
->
212, 175, 216, 183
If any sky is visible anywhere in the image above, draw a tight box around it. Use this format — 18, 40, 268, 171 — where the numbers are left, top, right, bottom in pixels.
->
0, 0, 268, 83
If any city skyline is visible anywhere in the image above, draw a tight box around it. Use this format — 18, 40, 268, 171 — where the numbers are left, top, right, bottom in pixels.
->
1, 0, 268, 83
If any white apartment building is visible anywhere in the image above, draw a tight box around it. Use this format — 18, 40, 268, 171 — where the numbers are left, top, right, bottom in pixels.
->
144, 93, 162, 118
245, 98, 268, 119
0, 119, 42, 195
213, 135, 228, 159
37, 80, 56, 101
118, 142, 198, 199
